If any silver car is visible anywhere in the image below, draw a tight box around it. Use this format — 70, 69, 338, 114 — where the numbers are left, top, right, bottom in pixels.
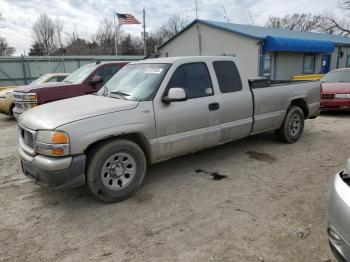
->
328, 159, 350, 261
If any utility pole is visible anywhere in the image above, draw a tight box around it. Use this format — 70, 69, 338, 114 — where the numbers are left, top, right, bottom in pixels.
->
143, 8, 147, 57
113, 11, 118, 55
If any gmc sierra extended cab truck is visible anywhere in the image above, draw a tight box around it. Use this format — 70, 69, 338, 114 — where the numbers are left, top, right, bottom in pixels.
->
13, 61, 128, 120
18, 56, 320, 202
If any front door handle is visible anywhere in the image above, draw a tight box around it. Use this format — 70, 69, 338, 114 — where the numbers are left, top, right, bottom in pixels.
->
208, 102, 220, 111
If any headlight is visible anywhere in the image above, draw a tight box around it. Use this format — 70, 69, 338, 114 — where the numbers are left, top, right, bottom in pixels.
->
23, 93, 37, 102
36, 130, 70, 156
334, 93, 350, 99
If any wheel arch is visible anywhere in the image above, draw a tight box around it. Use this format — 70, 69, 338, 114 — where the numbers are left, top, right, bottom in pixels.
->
84, 133, 152, 165
290, 98, 309, 118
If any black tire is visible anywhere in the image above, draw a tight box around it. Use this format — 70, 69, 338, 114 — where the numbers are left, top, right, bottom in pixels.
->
275, 105, 305, 143
86, 139, 147, 202
10, 104, 14, 117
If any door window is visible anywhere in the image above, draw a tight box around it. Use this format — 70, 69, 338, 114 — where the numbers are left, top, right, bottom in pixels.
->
303, 55, 315, 73
56, 76, 67, 82
95, 65, 120, 84
166, 62, 213, 99
47, 77, 58, 82
213, 61, 242, 93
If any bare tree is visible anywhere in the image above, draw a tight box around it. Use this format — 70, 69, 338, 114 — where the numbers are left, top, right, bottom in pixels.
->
0, 36, 15, 56
93, 17, 120, 55
265, 13, 324, 32
317, 1, 350, 36
157, 15, 189, 41
31, 13, 63, 55
54, 18, 64, 49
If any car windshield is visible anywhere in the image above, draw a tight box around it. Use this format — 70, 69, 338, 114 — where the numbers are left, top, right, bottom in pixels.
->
64, 63, 97, 84
29, 75, 49, 86
321, 70, 350, 83
98, 63, 171, 100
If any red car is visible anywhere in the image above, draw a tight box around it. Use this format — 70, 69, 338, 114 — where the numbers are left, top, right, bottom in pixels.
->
13, 61, 128, 119
321, 68, 350, 111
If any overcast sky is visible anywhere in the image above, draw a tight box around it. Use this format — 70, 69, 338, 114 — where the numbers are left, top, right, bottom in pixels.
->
0, 0, 344, 55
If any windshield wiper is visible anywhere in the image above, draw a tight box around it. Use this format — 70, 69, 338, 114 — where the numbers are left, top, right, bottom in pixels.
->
110, 91, 130, 97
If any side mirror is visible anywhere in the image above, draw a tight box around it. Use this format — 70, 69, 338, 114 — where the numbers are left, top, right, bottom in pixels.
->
162, 87, 187, 103
89, 75, 103, 85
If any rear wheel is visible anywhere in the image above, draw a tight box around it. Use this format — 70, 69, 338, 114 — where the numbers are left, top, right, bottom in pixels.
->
275, 105, 305, 143
86, 139, 147, 202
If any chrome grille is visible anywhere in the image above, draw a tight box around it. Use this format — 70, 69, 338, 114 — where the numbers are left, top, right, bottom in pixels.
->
20, 127, 35, 149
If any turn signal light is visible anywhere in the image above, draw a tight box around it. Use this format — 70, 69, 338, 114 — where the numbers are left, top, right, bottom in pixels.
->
52, 132, 69, 144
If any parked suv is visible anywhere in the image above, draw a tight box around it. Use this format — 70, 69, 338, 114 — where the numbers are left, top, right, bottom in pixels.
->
13, 61, 128, 119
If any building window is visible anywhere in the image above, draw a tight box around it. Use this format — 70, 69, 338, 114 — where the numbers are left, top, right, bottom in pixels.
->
347, 55, 350, 68
303, 55, 315, 73
263, 54, 272, 78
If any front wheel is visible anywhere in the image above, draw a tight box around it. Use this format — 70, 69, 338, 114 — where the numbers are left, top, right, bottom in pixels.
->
86, 139, 147, 202
275, 106, 305, 143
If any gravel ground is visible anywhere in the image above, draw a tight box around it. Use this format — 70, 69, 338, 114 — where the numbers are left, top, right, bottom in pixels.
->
0, 113, 349, 262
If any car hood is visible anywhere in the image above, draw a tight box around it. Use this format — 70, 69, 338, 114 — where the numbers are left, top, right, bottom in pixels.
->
322, 82, 350, 94
13, 81, 71, 93
0, 88, 14, 96
19, 95, 139, 130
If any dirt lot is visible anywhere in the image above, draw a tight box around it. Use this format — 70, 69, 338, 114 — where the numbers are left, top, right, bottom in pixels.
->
0, 113, 349, 262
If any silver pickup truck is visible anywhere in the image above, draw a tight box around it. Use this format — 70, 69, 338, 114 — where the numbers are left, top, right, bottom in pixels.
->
18, 56, 320, 202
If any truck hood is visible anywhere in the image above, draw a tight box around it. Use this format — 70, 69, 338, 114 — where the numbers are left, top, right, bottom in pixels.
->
14, 81, 71, 93
322, 82, 350, 94
19, 95, 139, 130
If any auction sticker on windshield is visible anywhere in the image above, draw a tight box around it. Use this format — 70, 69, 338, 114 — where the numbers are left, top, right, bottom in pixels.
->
144, 68, 163, 74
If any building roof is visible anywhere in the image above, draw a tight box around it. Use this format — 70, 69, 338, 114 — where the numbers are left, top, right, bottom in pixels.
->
159, 19, 350, 48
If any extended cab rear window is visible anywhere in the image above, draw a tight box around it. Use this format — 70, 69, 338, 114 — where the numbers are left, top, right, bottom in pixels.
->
213, 61, 243, 93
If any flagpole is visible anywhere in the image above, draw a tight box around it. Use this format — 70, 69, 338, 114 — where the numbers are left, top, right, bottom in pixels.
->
113, 11, 118, 55
143, 8, 147, 57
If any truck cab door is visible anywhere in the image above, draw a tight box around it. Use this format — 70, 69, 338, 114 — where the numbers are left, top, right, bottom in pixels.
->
153, 62, 221, 161
211, 60, 253, 142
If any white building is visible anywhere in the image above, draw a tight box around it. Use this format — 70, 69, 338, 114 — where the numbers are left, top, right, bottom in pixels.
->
158, 19, 350, 79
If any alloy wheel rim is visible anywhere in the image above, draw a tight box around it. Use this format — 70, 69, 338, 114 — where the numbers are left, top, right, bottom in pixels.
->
289, 113, 301, 137
101, 152, 137, 191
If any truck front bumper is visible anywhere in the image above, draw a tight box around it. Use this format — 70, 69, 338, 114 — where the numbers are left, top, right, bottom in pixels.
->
12, 106, 23, 121
19, 146, 86, 189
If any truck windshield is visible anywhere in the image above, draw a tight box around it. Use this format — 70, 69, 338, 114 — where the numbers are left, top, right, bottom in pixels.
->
98, 63, 171, 100
321, 71, 350, 83
64, 63, 97, 84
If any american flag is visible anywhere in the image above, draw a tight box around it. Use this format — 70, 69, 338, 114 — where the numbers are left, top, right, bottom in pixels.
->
116, 13, 141, 25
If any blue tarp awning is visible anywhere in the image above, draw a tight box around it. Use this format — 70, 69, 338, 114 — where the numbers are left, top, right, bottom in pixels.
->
263, 36, 335, 53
